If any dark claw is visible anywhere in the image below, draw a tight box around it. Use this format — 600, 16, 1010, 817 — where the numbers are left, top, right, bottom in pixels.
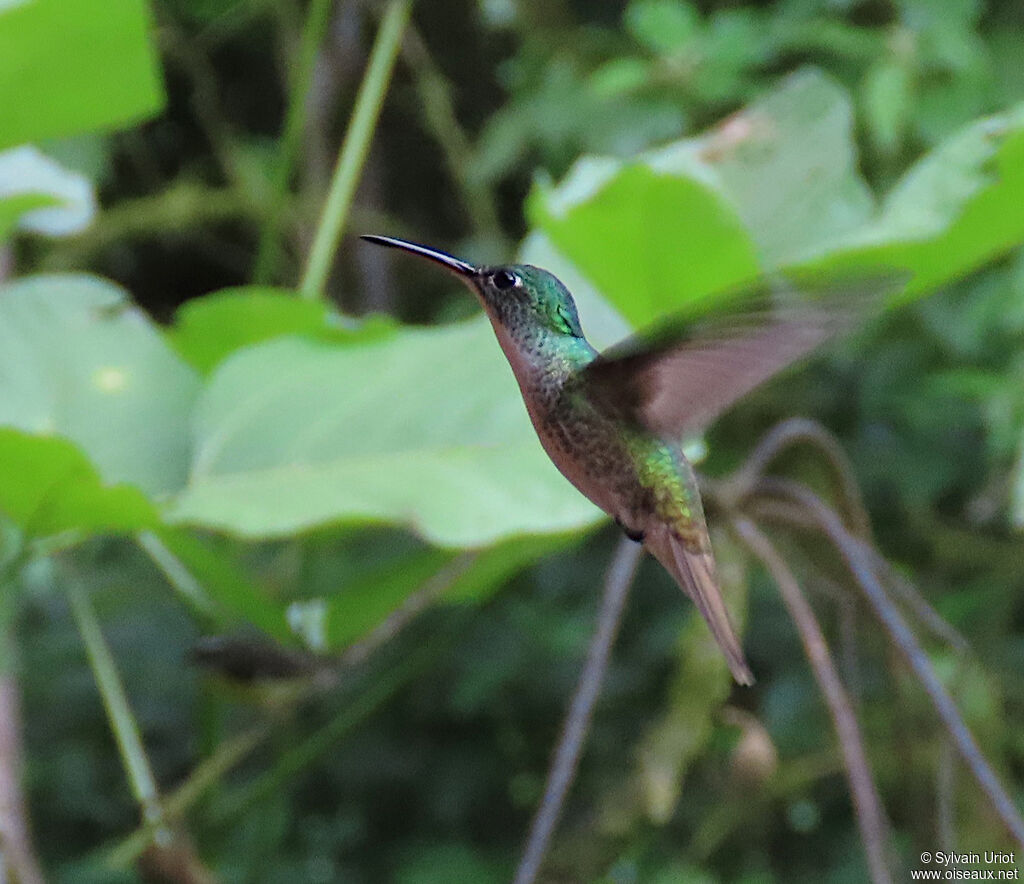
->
615, 518, 645, 544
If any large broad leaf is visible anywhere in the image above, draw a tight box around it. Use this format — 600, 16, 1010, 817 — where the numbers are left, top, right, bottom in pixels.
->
0, 0, 164, 149
528, 160, 761, 327
168, 319, 602, 547
0, 428, 158, 537
529, 68, 1024, 330
169, 287, 396, 374
525, 69, 872, 327
795, 102, 1024, 296
645, 68, 876, 267
0, 275, 200, 496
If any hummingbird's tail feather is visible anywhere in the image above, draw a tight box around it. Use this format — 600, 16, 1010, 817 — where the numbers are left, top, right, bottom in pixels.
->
645, 524, 755, 686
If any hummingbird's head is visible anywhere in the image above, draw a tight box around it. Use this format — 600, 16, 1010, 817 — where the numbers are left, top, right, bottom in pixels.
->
360, 235, 585, 341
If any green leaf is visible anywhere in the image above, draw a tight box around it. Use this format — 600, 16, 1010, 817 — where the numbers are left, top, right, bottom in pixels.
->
0, 274, 200, 495
588, 58, 651, 98
169, 319, 602, 546
0, 0, 164, 149
0, 192, 54, 242
526, 70, 877, 325
444, 532, 584, 602
528, 161, 761, 327
0, 146, 96, 241
625, 0, 700, 55
146, 527, 294, 643
530, 70, 1024, 327
665, 68, 875, 265
0, 428, 158, 537
316, 532, 585, 651
324, 548, 452, 649
395, 843, 503, 884
169, 287, 385, 374
862, 59, 912, 155
795, 102, 1024, 296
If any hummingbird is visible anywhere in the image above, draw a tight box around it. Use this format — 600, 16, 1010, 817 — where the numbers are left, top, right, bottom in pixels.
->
362, 235, 885, 685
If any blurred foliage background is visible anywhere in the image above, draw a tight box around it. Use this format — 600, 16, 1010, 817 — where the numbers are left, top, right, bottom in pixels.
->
1, 0, 1024, 882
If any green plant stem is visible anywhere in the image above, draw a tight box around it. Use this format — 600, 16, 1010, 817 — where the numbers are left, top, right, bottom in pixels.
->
210, 647, 430, 825
402, 26, 503, 241
253, 0, 337, 283
39, 182, 251, 272
299, 0, 413, 300
104, 724, 270, 869
65, 576, 167, 834
159, 15, 247, 193
137, 531, 215, 614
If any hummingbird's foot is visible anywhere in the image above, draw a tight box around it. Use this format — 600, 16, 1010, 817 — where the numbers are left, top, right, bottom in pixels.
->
615, 518, 645, 544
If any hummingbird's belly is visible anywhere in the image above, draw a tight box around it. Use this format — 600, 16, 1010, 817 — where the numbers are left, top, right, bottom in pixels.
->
531, 403, 650, 526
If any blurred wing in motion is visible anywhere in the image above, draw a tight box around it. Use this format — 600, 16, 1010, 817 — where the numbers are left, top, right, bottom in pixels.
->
581, 272, 904, 442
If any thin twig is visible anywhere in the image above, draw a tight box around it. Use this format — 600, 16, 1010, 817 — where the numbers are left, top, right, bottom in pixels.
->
208, 631, 450, 828
729, 417, 872, 538
0, 649, 46, 884
756, 478, 1024, 849
937, 738, 956, 854
39, 182, 251, 273
65, 574, 168, 833
137, 531, 216, 614
859, 544, 969, 655
253, 0, 336, 283
401, 25, 504, 241
513, 538, 643, 884
104, 724, 269, 869
747, 497, 968, 653
837, 591, 863, 700
339, 552, 478, 667
300, 0, 413, 300
732, 517, 893, 884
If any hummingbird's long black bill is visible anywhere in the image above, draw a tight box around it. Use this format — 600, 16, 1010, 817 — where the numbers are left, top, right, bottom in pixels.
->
361, 235, 477, 277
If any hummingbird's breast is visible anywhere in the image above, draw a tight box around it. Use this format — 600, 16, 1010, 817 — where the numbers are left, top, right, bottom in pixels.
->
523, 370, 653, 523
489, 321, 635, 514
489, 317, 697, 537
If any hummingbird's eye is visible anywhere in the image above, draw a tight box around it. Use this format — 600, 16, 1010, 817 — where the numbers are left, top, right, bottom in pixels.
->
491, 269, 520, 291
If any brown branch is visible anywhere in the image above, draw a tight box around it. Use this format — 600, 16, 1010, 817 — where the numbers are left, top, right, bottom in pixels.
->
859, 544, 969, 655
728, 417, 872, 538
755, 477, 1024, 849
937, 738, 957, 853
732, 517, 894, 884
748, 497, 968, 653
0, 667, 46, 884
513, 538, 644, 884
339, 553, 478, 668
